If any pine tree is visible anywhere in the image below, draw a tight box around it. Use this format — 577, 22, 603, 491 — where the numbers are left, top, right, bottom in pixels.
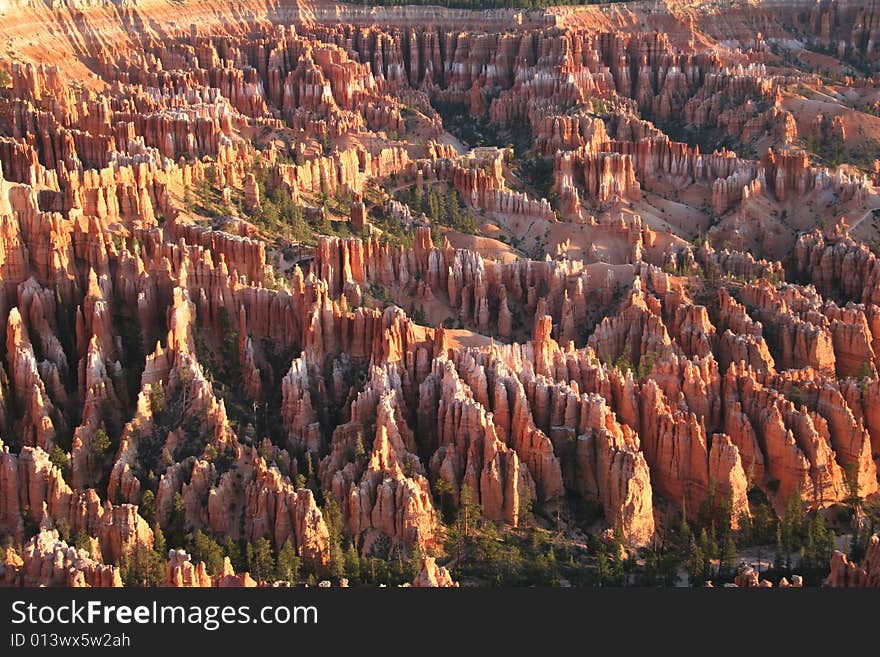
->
120, 544, 165, 587
190, 530, 225, 575
596, 545, 611, 587
737, 511, 753, 545
429, 221, 442, 246
167, 492, 187, 548
48, 445, 69, 479
140, 490, 156, 525
276, 539, 301, 583
752, 501, 774, 544
344, 544, 361, 582
699, 528, 711, 560
804, 514, 819, 572
352, 436, 366, 462
848, 526, 868, 563
152, 525, 166, 559
92, 428, 112, 459
677, 504, 692, 561
407, 542, 423, 582
721, 536, 738, 577
688, 537, 705, 586
73, 529, 92, 554
435, 191, 447, 226
457, 485, 481, 541
816, 512, 835, 566
329, 540, 345, 580
781, 491, 803, 556
245, 543, 255, 575
774, 526, 786, 574
305, 452, 317, 491
546, 547, 559, 585
224, 537, 244, 572
249, 537, 276, 583
322, 494, 345, 580
446, 190, 460, 226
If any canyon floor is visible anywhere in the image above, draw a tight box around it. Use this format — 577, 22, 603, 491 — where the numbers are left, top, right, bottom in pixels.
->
0, 0, 880, 589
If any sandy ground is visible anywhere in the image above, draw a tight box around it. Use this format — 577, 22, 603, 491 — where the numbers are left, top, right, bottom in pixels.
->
783, 95, 880, 154
438, 132, 468, 156
409, 323, 493, 350
445, 230, 523, 264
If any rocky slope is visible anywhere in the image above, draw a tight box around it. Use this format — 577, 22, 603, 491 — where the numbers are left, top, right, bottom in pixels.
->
0, 0, 878, 586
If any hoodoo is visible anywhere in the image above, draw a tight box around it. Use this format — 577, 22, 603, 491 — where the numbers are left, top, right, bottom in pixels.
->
0, 0, 878, 590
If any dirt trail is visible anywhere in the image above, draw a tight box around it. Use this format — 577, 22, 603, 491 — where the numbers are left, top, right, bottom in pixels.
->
848, 207, 879, 233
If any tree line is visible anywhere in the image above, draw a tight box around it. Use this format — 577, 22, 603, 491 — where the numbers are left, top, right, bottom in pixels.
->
395, 183, 479, 236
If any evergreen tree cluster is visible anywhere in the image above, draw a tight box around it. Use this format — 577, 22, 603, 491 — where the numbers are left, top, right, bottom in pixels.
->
321, 494, 424, 586
443, 487, 612, 586
249, 185, 314, 245
395, 184, 479, 235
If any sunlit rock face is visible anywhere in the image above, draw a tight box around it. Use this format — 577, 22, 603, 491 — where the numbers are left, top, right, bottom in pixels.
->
0, 0, 879, 587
